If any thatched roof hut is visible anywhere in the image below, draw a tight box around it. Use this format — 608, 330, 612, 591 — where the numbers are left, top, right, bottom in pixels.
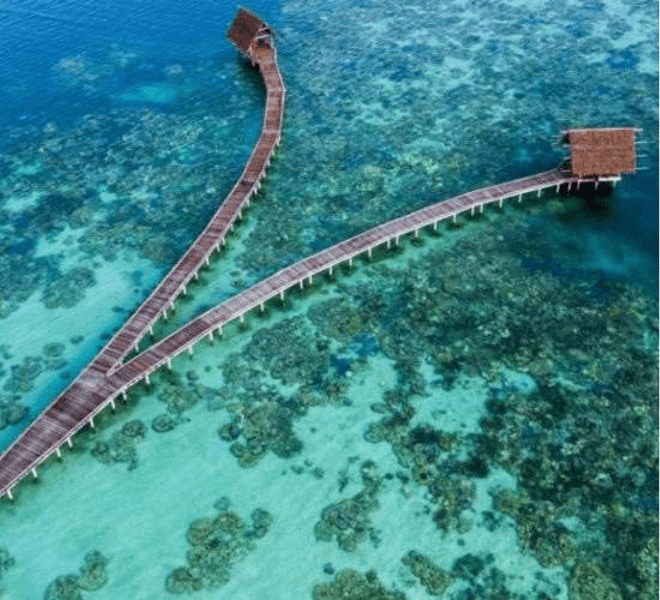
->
227, 7, 273, 63
562, 128, 638, 178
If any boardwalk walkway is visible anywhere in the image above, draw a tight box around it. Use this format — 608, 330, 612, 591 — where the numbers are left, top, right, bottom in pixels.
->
0, 163, 580, 500
0, 37, 285, 500
83, 41, 285, 383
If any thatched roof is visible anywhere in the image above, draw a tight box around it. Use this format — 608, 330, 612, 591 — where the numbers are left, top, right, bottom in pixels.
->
227, 8, 269, 53
566, 128, 637, 178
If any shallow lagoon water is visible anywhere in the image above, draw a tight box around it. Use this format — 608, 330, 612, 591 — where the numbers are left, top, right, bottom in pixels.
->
0, 0, 657, 598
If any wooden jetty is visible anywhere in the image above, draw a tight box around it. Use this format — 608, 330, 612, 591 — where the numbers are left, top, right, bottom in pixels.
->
0, 169, 579, 500
0, 4, 639, 501
0, 8, 285, 501
83, 8, 285, 383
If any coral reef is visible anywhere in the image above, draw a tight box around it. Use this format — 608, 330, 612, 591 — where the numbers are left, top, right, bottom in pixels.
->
3, 355, 43, 395
0, 2, 655, 599
90, 419, 147, 470
219, 390, 304, 467
42, 266, 95, 309
151, 413, 178, 433
0, 546, 16, 580
43, 551, 108, 599
241, 317, 331, 386
569, 562, 623, 600
165, 499, 273, 593
401, 551, 451, 596
314, 460, 381, 552
312, 569, 406, 600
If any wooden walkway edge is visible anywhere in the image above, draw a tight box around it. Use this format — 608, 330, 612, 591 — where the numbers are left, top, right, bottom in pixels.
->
0, 165, 581, 500
0, 37, 285, 501
83, 41, 285, 382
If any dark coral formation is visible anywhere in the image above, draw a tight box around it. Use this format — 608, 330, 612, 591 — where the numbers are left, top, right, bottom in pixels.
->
42, 266, 95, 309
314, 460, 381, 552
90, 419, 147, 470
0, 340, 68, 430
569, 562, 623, 600
401, 550, 451, 596
165, 499, 273, 594
312, 569, 406, 600
218, 389, 303, 467
0, 546, 16, 581
239, 317, 332, 386
43, 551, 109, 599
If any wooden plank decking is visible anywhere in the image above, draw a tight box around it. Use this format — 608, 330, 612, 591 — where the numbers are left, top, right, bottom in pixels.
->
84, 40, 285, 381
0, 35, 286, 500
0, 158, 581, 499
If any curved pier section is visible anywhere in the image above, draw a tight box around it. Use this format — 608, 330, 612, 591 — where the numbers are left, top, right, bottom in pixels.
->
85, 40, 285, 380
0, 166, 581, 500
0, 15, 285, 501
108, 169, 579, 391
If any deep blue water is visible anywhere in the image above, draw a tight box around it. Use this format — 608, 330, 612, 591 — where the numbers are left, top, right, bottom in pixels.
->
0, 0, 282, 130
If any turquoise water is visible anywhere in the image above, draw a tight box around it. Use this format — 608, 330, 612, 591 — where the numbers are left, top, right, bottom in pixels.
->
0, 0, 658, 598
